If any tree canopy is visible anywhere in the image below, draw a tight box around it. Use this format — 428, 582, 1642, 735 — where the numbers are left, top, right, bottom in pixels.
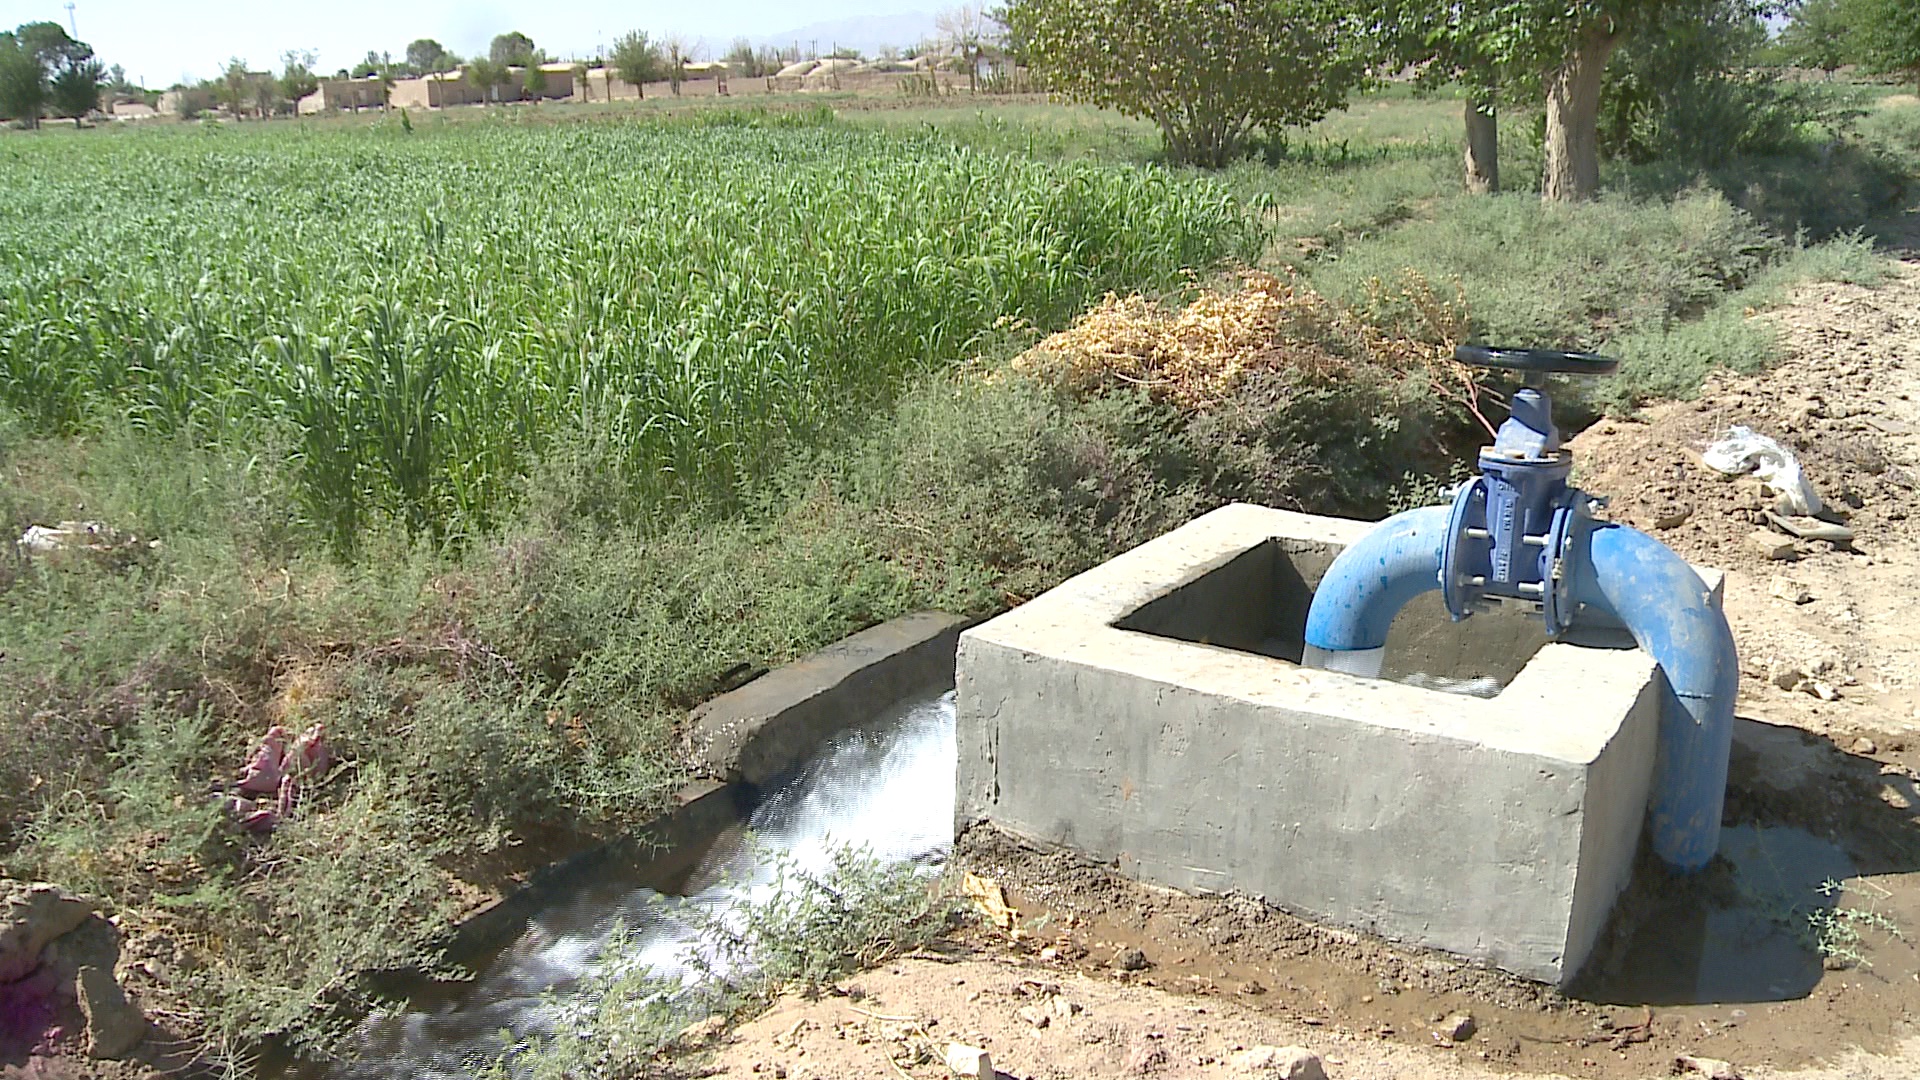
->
1845, 0, 1920, 92
489, 31, 536, 66
610, 30, 664, 96
0, 22, 99, 124
1777, 0, 1852, 75
1001, 0, 1372, 168
406, 38, 452, 73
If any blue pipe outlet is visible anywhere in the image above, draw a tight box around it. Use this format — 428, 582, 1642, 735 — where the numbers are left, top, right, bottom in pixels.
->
1301, 506, 1450, 653
1571, 521, 1739, 872
1303, 514, 1737, 872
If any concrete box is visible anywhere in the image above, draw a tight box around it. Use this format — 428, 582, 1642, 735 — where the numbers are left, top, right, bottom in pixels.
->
956, 503, 1716, 985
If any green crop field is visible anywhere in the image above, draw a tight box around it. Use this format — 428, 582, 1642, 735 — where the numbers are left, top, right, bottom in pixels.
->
0, 111, 1255, 543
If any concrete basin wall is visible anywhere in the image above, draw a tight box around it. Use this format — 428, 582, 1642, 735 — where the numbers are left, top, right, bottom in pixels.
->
955, 503, 1717, 985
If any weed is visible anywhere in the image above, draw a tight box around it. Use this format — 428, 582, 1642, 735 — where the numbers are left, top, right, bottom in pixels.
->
1806, 878, 1905, 969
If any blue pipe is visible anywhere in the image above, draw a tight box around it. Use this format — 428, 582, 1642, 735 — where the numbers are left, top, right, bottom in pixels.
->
1303, 514, 1737, 871
1571, 521, 1739, 872
1301, 506, 1451, 652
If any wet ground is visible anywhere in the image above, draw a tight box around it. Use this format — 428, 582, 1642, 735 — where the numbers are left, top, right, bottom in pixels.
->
955, 712, 1920, 1079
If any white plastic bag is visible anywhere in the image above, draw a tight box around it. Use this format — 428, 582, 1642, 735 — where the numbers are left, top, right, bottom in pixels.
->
1701, 426, 1823, 515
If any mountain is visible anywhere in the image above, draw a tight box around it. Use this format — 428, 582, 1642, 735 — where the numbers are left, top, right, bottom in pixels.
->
752, 12, 941, 57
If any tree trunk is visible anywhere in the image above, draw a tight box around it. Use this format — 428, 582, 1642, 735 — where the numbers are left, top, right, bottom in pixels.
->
1464, 96, 1499, 194
1541, 25, 1622, 203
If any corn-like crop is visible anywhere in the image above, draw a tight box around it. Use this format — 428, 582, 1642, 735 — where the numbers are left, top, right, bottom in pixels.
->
0, 115, 1257, 543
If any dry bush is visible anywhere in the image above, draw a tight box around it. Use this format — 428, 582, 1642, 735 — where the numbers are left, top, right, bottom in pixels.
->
1006, 270, 1495, 432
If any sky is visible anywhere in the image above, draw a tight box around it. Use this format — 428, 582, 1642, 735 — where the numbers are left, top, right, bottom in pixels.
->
3, 0, 933, 87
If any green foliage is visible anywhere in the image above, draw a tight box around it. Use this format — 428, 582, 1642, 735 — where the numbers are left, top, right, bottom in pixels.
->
1777, 0, 1854, 74
610, 30, 664, 92
999, 0, 1373, 167
1599, 6, 1862, 169
1845, 0, 1920, 91
523, 60, 548, 97
489, 31, 536, 67
0, 118, 1254, 546
406, 38, 449, 73
1, 21, 100, 125
0, 32, 45, 125
1313, 188, 1780, 344
280, 49, 319, 104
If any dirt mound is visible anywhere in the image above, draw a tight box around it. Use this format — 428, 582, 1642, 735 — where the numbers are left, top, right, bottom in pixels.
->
1566, 262, 1920, 738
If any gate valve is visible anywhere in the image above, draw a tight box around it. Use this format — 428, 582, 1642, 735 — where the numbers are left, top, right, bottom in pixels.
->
1440, 345, 1618, 636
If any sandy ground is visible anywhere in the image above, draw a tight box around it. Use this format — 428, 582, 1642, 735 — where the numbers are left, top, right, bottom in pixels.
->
707, 954, 1920, 1080
708, 263, 1920, 1080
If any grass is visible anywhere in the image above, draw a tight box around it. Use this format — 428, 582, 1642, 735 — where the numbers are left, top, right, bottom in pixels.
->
0, 109, 1255, 544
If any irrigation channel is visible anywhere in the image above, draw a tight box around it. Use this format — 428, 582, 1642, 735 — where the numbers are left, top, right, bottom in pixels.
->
328, 690, 957, 1078
308, 671, 1907, 1078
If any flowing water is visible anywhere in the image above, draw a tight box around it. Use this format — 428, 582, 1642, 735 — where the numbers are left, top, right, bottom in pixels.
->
327, 690, 958, 1078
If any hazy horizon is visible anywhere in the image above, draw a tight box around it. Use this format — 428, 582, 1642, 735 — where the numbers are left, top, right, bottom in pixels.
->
11, 0, 943, 88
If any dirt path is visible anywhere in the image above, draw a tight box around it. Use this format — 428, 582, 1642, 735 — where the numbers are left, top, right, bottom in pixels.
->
711, 265, 1920, 1080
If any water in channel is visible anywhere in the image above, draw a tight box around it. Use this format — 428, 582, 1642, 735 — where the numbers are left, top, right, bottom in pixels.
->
329, 690, 958, 1078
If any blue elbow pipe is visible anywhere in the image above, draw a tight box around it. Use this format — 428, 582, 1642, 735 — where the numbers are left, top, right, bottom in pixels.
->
1302, 506, 1450, 652
1570, 522, 1738, 872
1303, 512, 1737, 872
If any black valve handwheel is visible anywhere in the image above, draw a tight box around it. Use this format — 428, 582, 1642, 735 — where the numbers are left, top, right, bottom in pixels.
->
1453, 345, 1619, 375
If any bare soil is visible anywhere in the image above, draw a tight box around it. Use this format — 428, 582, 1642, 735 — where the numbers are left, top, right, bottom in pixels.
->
712, 265, 1920, 1080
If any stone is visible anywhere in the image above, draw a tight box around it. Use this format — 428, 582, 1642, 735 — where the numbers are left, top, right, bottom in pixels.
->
1808, 680, 1841, 702
1440, 1011, 1477, 1041
1749, 530, 1799, 560
1851, 736, 1878, 755
1050, 996, 1083, 1019
1228, 1045, 1328, 1079
1652, 506, 1692, 530
1768, 576, 1813, 604
1764, 511, 1854, 545
1675, 1053, 1742, 1080
1110, 946, 1150, 972
943, 1043, 993, 1080
1016, 1005, 1050, 1029
1, 881, 95, 982
78, 964, 147, 1059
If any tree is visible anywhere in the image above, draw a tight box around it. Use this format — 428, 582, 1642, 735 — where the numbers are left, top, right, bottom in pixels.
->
1001, 0, 1372, 167
1845, 0, 1920, 93
49, 53, 100, 117
663, 35, 692, 96
524, 57, 548, 97
280, 49, 319, 104
490, 31, 536, 66
610, 30, 663, 98
351, 50, 392, 79
727, 37, 772, 77
937, 4, 991, 92
0, 33, 47, 126
1378, 2, 1530, 193
218, 57, 252, 117
465, 57, 508, 103
571, 61, 589, 101
406, 38, 449, 73
1778, 0, 1853, 77
1437, 0, 1763, 202
2, 21, 101, 125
